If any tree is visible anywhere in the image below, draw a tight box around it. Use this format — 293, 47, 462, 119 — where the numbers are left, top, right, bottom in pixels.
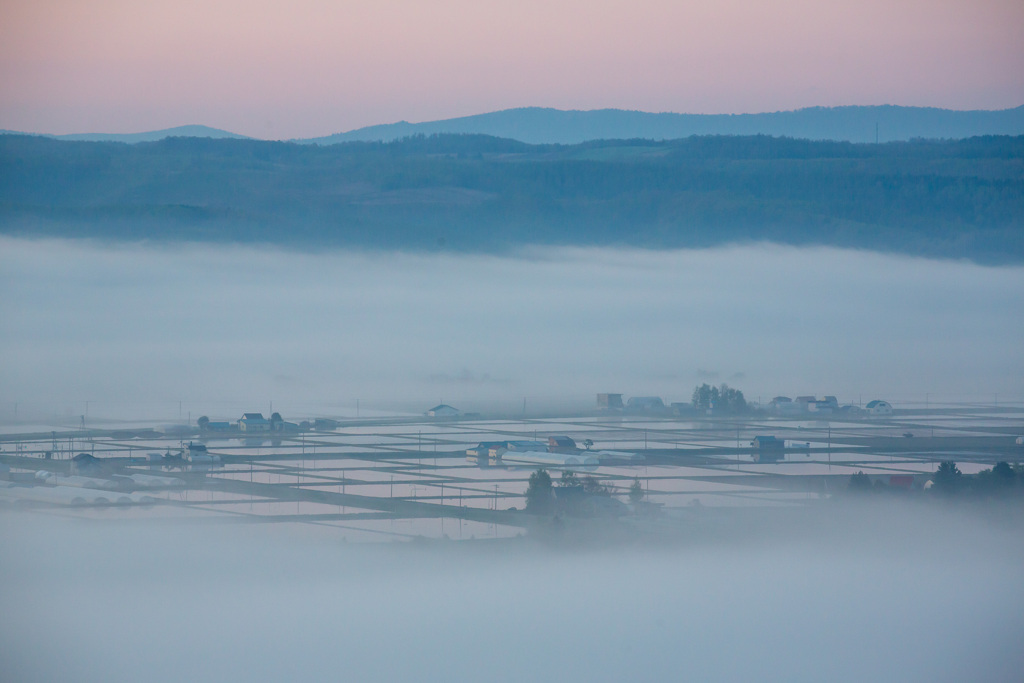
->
582, 439, 594, 451
197, 415, 210, 431
992, 461, 1016, 486
629, 477, 644, 504
717, 384, 748, 414
560, 470, 580, 488
525, 469, 554, 513
931, 461, 962, 495
848, 471, 872, 493
692, 383, 718, 411
581, 475, 611, 496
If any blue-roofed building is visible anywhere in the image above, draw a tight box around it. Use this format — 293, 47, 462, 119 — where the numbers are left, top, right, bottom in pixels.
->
239, 413, 270, 432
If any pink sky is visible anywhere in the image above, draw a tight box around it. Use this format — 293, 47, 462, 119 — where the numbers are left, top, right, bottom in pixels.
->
1, 0, 1022, 139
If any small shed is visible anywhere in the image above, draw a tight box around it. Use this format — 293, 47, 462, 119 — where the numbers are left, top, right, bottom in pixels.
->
184, 442, 219, 463
865, 400, 893, 416
426, 404, 460, 418
70, 453, 106, 476
313, 418, 339, 431
626, 396, 665, 413
751, 436, 785, 463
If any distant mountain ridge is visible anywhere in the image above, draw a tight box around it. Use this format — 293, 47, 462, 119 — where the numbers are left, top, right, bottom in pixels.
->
303, 105, 1024, 145
4, 106, 1022, 145
1, 125, 248, 144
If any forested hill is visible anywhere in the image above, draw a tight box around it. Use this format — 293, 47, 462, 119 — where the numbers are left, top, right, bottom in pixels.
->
2, 133, 1022, 263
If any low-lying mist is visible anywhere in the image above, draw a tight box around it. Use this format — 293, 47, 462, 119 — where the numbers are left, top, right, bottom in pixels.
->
2, 502, 1022, 682
1, 237, 1022, 419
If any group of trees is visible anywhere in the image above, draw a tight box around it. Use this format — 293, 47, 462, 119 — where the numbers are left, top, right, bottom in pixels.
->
972, 461, 1020, 493
559, 470, 611, 496
931, 460, 1021, 497
848, 460, 1022, 498
525, 468, 645, 515
691, 383, 749, 414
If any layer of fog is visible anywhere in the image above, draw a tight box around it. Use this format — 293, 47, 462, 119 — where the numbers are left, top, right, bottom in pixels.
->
1, 237, 1022, 421
1, 504, 1022, 683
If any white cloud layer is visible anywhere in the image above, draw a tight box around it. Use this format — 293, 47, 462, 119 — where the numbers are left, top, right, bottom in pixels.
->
1, 504, 1022, 682
1, 238, 1021, 420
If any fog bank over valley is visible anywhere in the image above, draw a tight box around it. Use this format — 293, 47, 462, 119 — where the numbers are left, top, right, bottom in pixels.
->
1, 238, 1021, 420
2, 505, 1022, 683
